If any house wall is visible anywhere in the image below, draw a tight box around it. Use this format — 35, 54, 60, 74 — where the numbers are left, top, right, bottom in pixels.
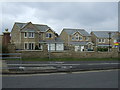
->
91, 32, 115, 47
11, 25, 21, 49
60, 31, 69, 46
18, 48, 118, 58
70, 32, 91, 42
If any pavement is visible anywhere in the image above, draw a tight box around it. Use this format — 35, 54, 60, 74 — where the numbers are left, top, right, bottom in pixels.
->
2, 69, 119, 88
2, 60, 119, 74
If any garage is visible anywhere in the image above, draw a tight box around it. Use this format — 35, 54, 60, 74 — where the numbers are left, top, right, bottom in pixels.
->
56, 43, 64, 51
47, 44, 55, 51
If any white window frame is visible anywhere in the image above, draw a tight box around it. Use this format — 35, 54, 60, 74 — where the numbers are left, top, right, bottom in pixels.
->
102, 39, 105, 43
24, 32, 27, 38
46, 33, 52, 38
24, 42, 28, 50
79, 36, 83, 41
28, 42, 35, 50
28, 32, 34, 38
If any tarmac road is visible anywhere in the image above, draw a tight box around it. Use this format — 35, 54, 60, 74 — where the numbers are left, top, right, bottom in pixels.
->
2, 69, 119, 88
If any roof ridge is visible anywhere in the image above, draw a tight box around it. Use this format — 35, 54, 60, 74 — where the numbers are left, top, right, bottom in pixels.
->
34, 24, 47, 26
63, 28, 85, 30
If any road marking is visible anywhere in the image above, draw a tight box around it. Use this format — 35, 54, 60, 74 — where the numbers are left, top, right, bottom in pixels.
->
1, 69, 119, 77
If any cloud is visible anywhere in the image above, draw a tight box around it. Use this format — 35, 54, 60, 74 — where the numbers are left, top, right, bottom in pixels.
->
1, 2, 118, 34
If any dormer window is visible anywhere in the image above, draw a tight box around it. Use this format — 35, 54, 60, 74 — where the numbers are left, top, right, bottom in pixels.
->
46, 33, 52, 38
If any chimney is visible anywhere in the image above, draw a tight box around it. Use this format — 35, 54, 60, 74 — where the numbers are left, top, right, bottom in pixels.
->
2, 29, 11, 46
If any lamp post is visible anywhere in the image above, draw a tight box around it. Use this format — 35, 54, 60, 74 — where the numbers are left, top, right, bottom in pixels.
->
108, 32, 111, 52
48, 42, 51, 60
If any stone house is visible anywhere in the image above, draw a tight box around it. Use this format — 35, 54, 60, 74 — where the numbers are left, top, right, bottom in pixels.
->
11, 22, 64, 51
60, 28, 94, 51
91, 31, 119, 49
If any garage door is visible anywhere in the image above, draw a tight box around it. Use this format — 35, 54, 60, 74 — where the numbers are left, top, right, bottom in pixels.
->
47, 44, 55, 51
56, 44, 64, 51
75, 46, 79, 52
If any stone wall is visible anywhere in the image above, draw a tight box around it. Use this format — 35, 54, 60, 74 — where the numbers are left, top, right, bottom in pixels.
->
50, 51, 118, 58
20, 50, 119, 59
7, 43, 119, 59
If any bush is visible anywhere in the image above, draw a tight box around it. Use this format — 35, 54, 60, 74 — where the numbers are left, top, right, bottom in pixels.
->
97, 47, 108, 52
35, 45, 39, 50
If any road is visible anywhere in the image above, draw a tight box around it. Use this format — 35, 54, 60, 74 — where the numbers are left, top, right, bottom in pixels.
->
2, 69, 119, 88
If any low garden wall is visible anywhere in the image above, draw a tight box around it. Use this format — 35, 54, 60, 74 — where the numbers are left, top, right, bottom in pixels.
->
20, 49, 119, 59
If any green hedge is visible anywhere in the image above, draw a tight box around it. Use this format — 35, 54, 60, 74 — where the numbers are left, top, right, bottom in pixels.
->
97, 47, 108, 52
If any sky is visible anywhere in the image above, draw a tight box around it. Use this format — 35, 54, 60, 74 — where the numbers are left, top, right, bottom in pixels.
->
0, 2, 118, 34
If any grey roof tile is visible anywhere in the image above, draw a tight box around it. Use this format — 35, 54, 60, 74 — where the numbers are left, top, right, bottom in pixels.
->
15, 22, 50, 32
92, 31, 117, 38
39, 37, 64, 43
63, 28, 91, 36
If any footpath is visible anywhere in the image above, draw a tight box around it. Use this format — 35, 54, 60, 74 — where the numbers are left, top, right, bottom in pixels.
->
1, 60, 119, 74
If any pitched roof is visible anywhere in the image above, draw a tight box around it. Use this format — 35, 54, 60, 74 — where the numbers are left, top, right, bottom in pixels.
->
15, 22, 50, 32
92, 31, 117, 38
39, 37, 64, 43
62, 28, 91, 36
69, 41, 93, 45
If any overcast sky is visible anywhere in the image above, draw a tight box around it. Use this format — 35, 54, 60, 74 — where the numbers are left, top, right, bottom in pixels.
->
0, 2, 118, 34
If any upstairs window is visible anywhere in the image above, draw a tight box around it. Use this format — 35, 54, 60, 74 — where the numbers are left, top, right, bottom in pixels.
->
28, 32, 34, 38
24, 32, 27, 38
72, 37, 74, 40
79, 37, 83, 40
46, 33, 52, 38
98, 39, 105, 43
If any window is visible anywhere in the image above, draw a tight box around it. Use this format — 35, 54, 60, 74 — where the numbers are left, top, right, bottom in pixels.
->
46, 33, 52, 38
99, 39, 102, 43
76, 37, 79, 40
28, 32, 34, 38
98, 39, 105, 43
24, 32, 27, 38
79, 37, 83, 40
72, 37, 74, 40
85, 37, 89, 41
28, 43, 34, 50
24, 43, 28, 49
39, 43, 43, 50
102, 39, 105, 43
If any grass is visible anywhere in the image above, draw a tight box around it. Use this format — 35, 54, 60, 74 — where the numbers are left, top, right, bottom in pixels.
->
2, 57, 120, 61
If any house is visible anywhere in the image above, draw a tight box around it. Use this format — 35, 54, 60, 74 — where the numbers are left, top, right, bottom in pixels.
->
60, 28, 94, 51
91, 31, 119, 49
11, 22, 64, 51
